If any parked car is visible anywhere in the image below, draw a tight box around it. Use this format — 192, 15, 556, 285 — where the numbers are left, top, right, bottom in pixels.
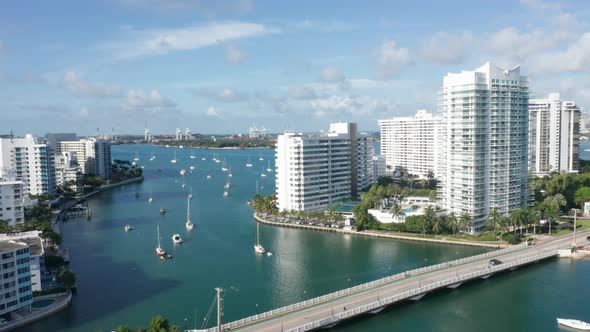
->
0, 318, 8, 326
489, 259, 503, 266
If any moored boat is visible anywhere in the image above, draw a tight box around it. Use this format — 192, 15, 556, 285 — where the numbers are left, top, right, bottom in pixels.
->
557, 318, 590, 330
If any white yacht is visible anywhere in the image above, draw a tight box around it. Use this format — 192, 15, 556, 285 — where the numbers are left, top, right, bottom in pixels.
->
189, 165, 196, 171
180, 169, 186, 176
124, 224, 134, 232
185, 196, 194, 231
254, 222, 265, 254
557, 319, 590, 330
155, 225, 166, 256
172, 233, 183, 244
207, 175, 212, 180
245, 157, 253, 168
190, 155, 196, 159
201, 157, 206, 161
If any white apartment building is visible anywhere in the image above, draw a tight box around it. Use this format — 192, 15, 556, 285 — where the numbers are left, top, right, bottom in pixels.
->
57, 138, 111, 180
437, 62, 529, 232
54, 152, 82, 191
529, 92, 581, 175
56, 139, 96, 175
0, 240, 33, 315
276, 123, 374, 212
0, 135, 55, 197
372, 155, 387, 180
0, 231, 47, 292
378, 110, 443, 179
0, 181, 24, 225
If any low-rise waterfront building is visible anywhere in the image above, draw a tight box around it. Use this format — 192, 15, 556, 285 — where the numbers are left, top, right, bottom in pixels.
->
529, 92, 581, 176
0, 231, 47, 293
0, 180, 25, 225
54, 152, 82, 192
275, 122, 374, 212
0, 240, 33, 316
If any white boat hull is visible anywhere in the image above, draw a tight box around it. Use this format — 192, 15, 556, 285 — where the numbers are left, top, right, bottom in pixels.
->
254, 245, 266, 254
557, 318, 590, 330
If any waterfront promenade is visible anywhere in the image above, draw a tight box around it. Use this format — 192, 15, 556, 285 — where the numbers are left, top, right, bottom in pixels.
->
254, 213, 504, 249
189, 230, 590, 332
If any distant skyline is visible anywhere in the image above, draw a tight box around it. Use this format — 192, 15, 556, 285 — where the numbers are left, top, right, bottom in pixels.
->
0, 0, 588, 135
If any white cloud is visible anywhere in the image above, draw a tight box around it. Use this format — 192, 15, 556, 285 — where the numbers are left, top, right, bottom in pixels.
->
288, 86, 318, 100
421, 31, 473, 64
225, 45, 245, 64
319, 66, 345, 83
194, 87, 248, 102
63, 71, 123, 98
532, 32, 590, 73
116, 0, 253, 14
122, 89, 177, 112
309, 95, 399, 118
206, 106, 224, 118
375, 40, 410, 80
101, 21, 276, 59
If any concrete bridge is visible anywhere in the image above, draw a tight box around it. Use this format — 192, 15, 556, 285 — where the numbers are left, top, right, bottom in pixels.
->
189, 231, 589, 332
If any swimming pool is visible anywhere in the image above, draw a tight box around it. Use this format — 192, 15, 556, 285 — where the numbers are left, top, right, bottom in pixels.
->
31, 299, 56, 309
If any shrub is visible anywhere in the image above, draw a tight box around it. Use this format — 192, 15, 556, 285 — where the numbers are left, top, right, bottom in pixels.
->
502, 233, 521, 245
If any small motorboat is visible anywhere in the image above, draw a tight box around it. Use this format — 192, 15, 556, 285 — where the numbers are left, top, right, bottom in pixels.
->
207, 175, 212, 180
261, 173, 267, 178
201, 157, 206, 161
172, 234, 183, 244
223, 191, 229, 198
190, 155, 196, 159
266, 252, 273, 257
557, 318, 590, 330
160, 208, 167, 214
189, 166, 196, 170
180, 169, 186, 176
124, 224, 134, 232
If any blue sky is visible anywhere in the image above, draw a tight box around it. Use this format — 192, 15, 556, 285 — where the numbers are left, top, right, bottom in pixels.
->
0, 0, 588, 135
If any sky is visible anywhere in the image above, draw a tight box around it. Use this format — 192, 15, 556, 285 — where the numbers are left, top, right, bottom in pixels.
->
0, 0, 589, 136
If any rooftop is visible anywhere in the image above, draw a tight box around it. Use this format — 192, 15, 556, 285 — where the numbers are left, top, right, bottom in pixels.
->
0, 240, 27, 253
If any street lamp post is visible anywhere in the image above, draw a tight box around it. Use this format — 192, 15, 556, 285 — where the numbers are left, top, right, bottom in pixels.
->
572, 208, 578, 247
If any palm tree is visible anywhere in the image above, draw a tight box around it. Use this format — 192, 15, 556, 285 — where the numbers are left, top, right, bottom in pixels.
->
486, 208, 503, 240
389, 203, 405, 223
545, 194, 566, 235
445, 212, 459, 236
431, 217, 443, 235
423, 206, 436, 236
510, 209, 527, 235
459, 213, 471, 233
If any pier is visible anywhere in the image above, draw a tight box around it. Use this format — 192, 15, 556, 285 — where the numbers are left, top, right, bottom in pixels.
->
188, 230, 590, 332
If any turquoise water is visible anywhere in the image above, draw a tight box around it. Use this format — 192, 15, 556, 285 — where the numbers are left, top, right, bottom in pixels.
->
31, 299, 55, 309
403, 207, 416, 214
16, 144, 590, 332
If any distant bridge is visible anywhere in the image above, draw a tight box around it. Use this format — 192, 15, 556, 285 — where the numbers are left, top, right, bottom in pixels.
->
189, 231, 589, 332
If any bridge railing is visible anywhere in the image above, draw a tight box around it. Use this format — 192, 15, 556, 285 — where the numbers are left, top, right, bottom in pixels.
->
284, 249, 558, 332
192, 242, 529, 332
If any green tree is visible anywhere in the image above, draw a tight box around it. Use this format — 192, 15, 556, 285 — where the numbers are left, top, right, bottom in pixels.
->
56, 270, 76, 290
574, 186, 590, 206
485, 208, 503, 240
422, 206, 436, 236
115, 326, 136, 332
545, 194, 567, 235
445, 212, 459, 235
389, 203, 405, 222
431, 216, 443, 235
459, 213, 471, 233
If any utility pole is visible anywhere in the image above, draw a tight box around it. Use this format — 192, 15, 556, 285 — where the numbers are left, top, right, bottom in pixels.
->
216, 287, 223, 332
573, 208, 578, 247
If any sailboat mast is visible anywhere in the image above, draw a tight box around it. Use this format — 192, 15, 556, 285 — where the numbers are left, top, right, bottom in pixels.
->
187, 196, 191, 222
157, 225, 161, 248
256, 223, 260, 246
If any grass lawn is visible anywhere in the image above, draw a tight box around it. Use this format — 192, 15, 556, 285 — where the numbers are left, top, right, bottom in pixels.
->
550, 219, 590, 236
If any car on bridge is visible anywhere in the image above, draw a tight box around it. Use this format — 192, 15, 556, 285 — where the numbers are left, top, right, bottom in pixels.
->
489, 259, 503, 266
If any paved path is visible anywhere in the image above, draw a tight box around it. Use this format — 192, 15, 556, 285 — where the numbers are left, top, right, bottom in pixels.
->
190, 230, 589, 332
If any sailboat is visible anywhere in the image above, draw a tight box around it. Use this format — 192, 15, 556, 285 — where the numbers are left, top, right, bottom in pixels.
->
266, 160, 272, 173
245, 157, 253, 168
254, 222, 266, 254
186, 195, 194, 231
223, 190, 229, 198
133, 152, 139, 161
170, 151, 177, 164
259, 153, 264, 161
221, 159, 229, 172
261, 168, 267, 178
155, 225, 166, 256
148, 191, 153, 203
224, 180, 231, 190
188, 187, 193, 200
149, 153, 156, 161
228, 165, 233, 177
